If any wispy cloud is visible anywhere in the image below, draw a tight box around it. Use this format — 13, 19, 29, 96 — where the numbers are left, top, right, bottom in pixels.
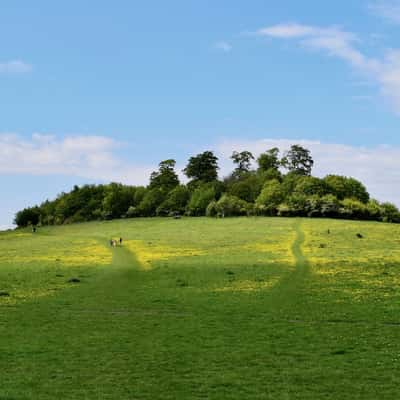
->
0, 60, 32, 74
0, 133, 153, 185
369, 1, 400, 23
216, 138, 400, 206
214, 41, 232, 53
254, 23, 400, 114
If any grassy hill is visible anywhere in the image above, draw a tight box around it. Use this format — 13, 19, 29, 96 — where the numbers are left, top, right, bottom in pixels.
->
1, 217, 400, 399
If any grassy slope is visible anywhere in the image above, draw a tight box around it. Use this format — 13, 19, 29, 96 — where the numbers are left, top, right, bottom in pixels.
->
1, 217, 400, 399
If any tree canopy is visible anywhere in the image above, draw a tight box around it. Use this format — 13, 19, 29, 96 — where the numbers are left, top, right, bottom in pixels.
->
231, 151, 254, 176
183, 151, 219, 183
281, 145, 314, 176
14, 144, 400, 227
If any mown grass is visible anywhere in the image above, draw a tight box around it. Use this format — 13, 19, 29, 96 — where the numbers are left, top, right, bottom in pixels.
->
1, 217, 400, 399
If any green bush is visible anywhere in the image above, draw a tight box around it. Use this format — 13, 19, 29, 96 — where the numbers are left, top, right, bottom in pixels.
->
156, 185, 190, 216
137, 188, 165, 216
339, 198, 368, 220
380, 202, 400, 223
294, 176, 329, 197
209, 194, 252, 217
227, 174, 262, 203
126, 206, 138, 218
187, 185, 216, 216
205, 200, 218, 217
255, 179, 285, 215
324, 175, 370, 203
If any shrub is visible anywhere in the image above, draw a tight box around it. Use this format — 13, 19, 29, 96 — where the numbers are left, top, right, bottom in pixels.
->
380, 202, 400, 223
255, 179, 285, 215
157, 185, 190, 216
211, 194, 252, 217
339, 198, 368, 220
187, 185, 216, 216
366, 199, 382, 221
294, 176, 329, 197
319, 194, 340, 217
137, 188, 165, 216
286, 194, 309, 216
206, 200, 218, 217
126, 206, 138, 218
324, 175, 370, 203
227, 174, 262, 203
102, 183, 136, 219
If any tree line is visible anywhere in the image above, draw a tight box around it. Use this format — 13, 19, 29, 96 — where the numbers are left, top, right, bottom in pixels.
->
14, 145, 400, 227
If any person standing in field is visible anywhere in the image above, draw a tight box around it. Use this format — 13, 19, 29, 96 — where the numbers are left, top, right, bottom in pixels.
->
119, 237, 123, 246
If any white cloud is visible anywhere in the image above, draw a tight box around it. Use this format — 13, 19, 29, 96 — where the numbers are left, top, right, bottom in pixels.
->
3, 134, 400, 208
258, 23, 323, 38
0, 134, 154, 185
0, 60, 32, 73
369, 1, 400, 23
216, 138, 400, 206
255, 23, 400, 114
215, 41, 232, 52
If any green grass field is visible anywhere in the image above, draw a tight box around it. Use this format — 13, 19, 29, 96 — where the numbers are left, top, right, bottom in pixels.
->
1, 217, 400, 399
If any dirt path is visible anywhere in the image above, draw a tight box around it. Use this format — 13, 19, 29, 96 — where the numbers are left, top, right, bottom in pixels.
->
291, 218, 309, 274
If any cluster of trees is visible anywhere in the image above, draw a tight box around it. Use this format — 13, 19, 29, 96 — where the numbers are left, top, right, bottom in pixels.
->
14, 145, 400, 227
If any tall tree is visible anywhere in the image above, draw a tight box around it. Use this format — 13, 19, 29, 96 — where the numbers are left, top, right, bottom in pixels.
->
257, 148, 280, 172
149, 159, 179, 192
231, 151, 254, 175
183, 151, 219, 183
281, 145, 314, 176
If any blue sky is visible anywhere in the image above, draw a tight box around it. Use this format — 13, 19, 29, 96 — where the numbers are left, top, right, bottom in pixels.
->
2, 0, 400, 228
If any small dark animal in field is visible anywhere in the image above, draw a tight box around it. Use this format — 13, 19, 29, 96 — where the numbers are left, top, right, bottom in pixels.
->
319, 243, 327, 249
226, 270, 235, 275
331, 349, 347, 356
68, 278, 81, 283
356, 233, 364, 239
327, 229, 330, 234
176, 279, 188, 287
170, 211, 181, 219
0, 291, 10, 297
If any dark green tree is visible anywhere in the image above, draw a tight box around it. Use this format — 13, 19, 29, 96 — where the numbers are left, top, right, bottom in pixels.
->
257, 148, 280, 172
183, 151, 219, 183
157, 185, 190, 216
14, 206, 41, 227
137, 188, 165, 216
149, 159, 179, 192
281, 145, 314, 176
294, 176, 329, 197
231, 151, 254, 176
324, 175, 369, 203
227, 173, 263, 203
102, 183, 136, 219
